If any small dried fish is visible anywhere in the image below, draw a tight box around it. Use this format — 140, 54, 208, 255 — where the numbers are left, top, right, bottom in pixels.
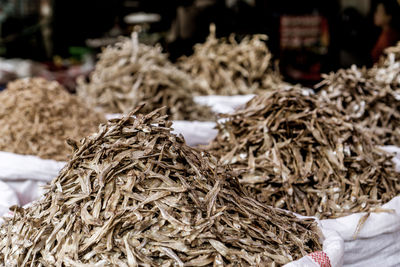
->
177, 24, 282, 95
77, 32, 213, 121
0, 77, 105, 161
0, 106, 321, 266
316, 44, 400, 146
381, 41, 400, 63
205, 85, 400, 219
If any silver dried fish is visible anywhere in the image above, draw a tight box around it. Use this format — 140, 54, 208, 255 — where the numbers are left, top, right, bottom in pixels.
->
177, 24, 282, 95
316, 44, 400, 146
205, 85, 400, 219
0, 77, 106, 161
77, 32, 213, 121
0, 105, 321, 266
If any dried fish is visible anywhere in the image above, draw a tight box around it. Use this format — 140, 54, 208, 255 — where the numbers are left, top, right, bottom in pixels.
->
381, 41, 400, 63
0, 77, 105, 161
372, 48, 400, 100
316, 44, 400, 145
77, 32, 213, 121
205, 85, 400, 219
0, 106, 321, 266
177, 24, 282, 95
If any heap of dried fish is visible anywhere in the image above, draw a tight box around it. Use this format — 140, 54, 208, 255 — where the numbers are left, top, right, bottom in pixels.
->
77, 33, 213, 121
0, 77, 105, 161
317, 58, 400, 145
177, 24, 282, 95
373, 51, 400, 88
206, 86, 400, 219
381, 41, 400, 62
0, 106, 321, 266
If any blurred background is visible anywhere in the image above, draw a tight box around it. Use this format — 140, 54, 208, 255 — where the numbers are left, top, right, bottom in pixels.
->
0, 0, 398, 89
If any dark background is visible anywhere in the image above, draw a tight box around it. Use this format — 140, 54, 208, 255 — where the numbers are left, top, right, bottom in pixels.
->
0, 0, 395, 86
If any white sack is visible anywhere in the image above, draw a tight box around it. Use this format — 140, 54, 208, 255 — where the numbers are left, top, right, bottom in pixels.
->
0, 181, 19, 217
0, 151, 65, 213
194, 94, 255, 114
321, 196, 400, 267
0, 151, 65, 181
6, 180, 47, 207
170, 120, 217, 146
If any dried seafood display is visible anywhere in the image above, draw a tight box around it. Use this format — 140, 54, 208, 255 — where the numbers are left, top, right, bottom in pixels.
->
317, 56, 400, 145
0, 77, 105, 161
381, 41, 400, 62
177, 24, 282, 95
373, 51, 400, 88
206, 86, 400, 219
0, 106, 321, 266
77, 33, 213, 121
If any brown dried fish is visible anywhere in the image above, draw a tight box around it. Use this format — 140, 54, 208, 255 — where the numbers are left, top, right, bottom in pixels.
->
316, 48, 400, 145
205, 85, 400, 219
373, 49, 400, 89
77, 32, 213, 121
381, 41, 400, 63
0, 106, 321, 266
0, 77, 105, 161
177, 24, 282, 95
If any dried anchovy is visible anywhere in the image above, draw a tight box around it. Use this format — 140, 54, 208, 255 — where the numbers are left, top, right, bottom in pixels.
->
77, 32, 213, 121
381, 41, 400, 63
316, 50, 400, 145
177, 24, 282, 95
373, 51, 400, 88
206, 86, 400, 219
0, 77, 105, 161
0, 106, 321, 266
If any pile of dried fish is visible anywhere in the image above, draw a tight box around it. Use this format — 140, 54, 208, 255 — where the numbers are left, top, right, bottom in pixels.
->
0, 106, 321, 266
77, 33, 213, 121
177, 24, 282, 95
381, 41, 400, 62
206, 86, 400, 219
373, 51, 400, 88
0, 77, 105, 161
317, 58, 400, 145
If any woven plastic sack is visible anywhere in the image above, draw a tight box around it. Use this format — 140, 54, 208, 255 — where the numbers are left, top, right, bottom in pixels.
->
0, 151, 65, 209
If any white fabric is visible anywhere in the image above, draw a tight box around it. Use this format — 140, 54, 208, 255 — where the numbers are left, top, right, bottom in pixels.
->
0, 151, 65, 214
320, 228, 344, 267
343, 231, 400, 267
321, 196, 400, 267
6, 180, 47, 206
170, 120, 217, 146
0, 151, 65, 181
0, 181, 19, 217
193, 94, 255, 114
